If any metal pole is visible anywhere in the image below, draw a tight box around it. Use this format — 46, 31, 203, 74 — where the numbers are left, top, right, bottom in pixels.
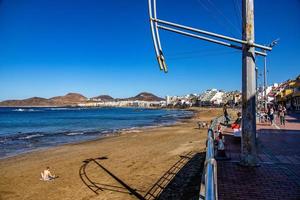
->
263, 51, 267, 110
157, 25, 267, 57
153, 0, 168, 72
255, 66, 258, 111
148, 0, 161, 69
240, 0, 258, 166
151, 18, 272, 51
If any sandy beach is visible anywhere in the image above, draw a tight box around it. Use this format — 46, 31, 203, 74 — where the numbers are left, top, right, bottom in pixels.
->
0, 108, 222, 200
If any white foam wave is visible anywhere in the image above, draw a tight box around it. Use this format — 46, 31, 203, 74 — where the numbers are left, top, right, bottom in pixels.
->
101, 130, 110, 134
13, 108, 25, 112
19, 134, 44, 140
66, 132, 84, 136
13, 108, 38, 112
49, 107, 85, 111
49, 108, 69, 111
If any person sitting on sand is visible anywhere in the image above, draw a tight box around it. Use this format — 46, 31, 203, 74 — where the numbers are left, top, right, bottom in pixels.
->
231, 112, 242, 129
40, 167, 56, 181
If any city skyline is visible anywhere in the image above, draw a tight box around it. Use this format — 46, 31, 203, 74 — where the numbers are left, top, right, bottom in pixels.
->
0, 0, 299, 101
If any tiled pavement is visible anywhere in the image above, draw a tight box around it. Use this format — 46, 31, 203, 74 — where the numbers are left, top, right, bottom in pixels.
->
217, 114, 300, 200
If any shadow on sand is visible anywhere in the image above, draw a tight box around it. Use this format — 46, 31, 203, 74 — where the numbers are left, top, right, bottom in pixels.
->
79, 151, 206, 200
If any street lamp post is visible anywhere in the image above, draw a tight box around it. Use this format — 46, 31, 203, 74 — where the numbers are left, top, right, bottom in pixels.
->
263, 39, 279, 111
148, 0, 274, 167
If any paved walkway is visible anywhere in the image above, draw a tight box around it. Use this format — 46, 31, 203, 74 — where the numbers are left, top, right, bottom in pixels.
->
217, 114, 300, 200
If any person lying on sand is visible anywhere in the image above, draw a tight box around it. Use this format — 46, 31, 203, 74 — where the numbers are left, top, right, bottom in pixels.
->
40, 167, 57, 181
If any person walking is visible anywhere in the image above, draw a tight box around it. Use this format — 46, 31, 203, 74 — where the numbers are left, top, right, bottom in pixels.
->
223, 103, 230, 125
279, 105, 286, 126
269, 105, 275, 125
277, 104, 282, 123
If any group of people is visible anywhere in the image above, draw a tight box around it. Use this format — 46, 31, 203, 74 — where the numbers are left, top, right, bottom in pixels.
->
260, 104, 287, 126
214, 108, 243, 159
223, 103, 242, 130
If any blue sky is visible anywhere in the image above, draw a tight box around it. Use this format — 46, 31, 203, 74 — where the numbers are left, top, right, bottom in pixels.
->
0, 0, 299, 100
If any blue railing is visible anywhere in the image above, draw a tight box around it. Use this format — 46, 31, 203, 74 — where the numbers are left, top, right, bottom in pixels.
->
200, 117, 220, 200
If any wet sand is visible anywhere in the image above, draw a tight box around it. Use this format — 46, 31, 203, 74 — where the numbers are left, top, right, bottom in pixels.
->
0, 108, 222, 200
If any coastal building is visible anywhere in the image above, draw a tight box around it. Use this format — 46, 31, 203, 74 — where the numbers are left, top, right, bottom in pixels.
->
292, 75, 300, 111
78, 100, 166, 108
199, 89, 217, 106
222, 90, 242, 105
165, 90, 242, 107
165, 95, 195, 107
199, 89, 225, 106
210, 91, 225, 105
274, 75, 300, 112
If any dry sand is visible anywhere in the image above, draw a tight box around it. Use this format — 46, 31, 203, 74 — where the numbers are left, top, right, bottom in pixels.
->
0, 108, 222, 200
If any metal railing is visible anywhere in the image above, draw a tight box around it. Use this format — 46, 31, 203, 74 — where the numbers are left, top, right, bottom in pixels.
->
200, 117, 221, 200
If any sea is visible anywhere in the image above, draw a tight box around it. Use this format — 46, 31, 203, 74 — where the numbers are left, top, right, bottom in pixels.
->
0, 107, 193, 158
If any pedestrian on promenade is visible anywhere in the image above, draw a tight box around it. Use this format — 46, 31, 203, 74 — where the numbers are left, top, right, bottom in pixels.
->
277, 104, 282, 121
269, 105, 275, 125
223, 103, 230, 125
279, 105, 286, 126
216, 131, 230, 160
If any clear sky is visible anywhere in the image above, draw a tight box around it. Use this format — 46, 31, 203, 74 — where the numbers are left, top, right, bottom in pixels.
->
0, 0, 299, 100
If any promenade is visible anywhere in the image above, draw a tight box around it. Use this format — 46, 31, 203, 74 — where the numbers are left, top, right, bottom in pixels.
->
218, 114, 300, 200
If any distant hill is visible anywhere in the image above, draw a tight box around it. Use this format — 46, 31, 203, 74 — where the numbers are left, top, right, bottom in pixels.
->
0, 93, 87, 107
91, 95, 114, 102
0, 97, 51, 107
0, 92, 164, 107
50, 93, 87, 105
126, 92, 164, 102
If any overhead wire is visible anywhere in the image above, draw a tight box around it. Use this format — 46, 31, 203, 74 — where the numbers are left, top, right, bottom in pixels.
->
205, 0, 241, 37
232, 0, 242, 32
167, 49, 240, 60
152, 1, 245, 62
164, 0, 244, 61
196, 0, 238, 38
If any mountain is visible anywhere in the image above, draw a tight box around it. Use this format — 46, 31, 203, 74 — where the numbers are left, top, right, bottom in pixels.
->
91, 95, 114, 102
0, 92, 164, 107
126, 92, 164, 101
50, 93, 87, 105
0, 97, 51, 107
0, 93, 87, 107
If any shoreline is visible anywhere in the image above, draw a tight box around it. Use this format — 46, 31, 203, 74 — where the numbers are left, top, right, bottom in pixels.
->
0, 107, 222, 200
0, 108, 194, 160
1, 119, 188, 161
0, 119, 188, 161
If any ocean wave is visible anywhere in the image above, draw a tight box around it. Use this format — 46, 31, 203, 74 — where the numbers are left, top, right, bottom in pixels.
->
13, 108, 25, 112
101, 130, 111, 134
1, 108, 193, 158
13, 108, 39, 112
49, 108, 69, 111
120, 127, 140, 133
18, 134, 44, 140
48, 107, 86, 111
65, 132, 84, 136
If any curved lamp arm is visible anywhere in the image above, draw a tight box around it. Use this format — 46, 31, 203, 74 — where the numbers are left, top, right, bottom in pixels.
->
148, 0, 167, 72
